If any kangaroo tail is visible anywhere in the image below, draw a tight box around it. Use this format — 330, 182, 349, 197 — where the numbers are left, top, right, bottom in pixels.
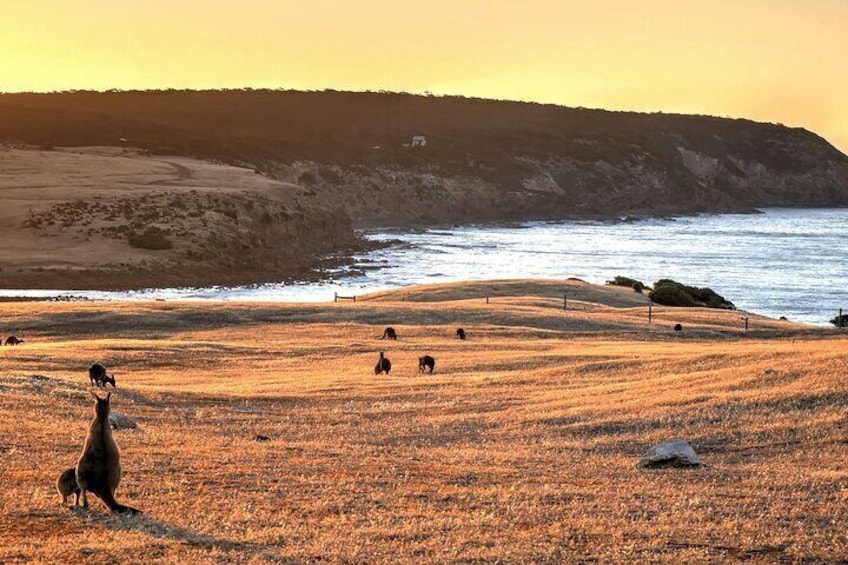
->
94, 488, 142, 515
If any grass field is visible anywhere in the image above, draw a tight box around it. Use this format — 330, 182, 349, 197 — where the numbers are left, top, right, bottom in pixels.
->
0, 280, 846, 563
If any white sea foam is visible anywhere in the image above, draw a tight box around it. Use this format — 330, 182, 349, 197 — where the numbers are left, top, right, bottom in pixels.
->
2, 208, 846, 325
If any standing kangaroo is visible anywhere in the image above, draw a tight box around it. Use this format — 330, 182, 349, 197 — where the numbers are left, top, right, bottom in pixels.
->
76, 392, 140, 514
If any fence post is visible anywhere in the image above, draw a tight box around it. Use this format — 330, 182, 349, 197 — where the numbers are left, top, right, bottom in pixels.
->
840, 309, 844, 328
742, 316, 749, 335
334, 292, 338, 303
648, 303, 652, 325
563, 293, 567, 310
486, 296, 489, 305
353, 295, 356, 303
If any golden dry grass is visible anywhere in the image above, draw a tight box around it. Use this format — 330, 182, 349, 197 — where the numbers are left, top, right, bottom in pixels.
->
0, 280, 846, 563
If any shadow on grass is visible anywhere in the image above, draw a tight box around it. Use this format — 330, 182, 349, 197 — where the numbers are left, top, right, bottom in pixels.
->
72, 507, 266, 553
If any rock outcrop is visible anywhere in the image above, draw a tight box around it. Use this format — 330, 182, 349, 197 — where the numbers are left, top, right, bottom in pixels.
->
108, 412, 138, 430
638, 439, 702, 468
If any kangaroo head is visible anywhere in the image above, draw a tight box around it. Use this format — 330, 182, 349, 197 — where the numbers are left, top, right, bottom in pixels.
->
90, 391, 112, 420
105, 374, 116, 387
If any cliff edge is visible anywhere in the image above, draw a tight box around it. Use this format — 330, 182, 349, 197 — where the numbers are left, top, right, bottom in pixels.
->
1, 90, 847, 289
2, 90, 846, 228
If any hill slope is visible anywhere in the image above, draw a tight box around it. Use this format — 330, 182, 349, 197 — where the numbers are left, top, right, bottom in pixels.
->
0, 285, 845, 562
2, 90, 847, 227
0, 147, 356, 289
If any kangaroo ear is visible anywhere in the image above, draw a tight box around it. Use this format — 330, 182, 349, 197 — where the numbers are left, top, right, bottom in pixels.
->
90, 391, 101, 401
106, 391, 112, 402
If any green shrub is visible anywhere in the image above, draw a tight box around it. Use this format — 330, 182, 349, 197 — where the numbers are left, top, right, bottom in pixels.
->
649, 283, 697, 307
829, 314, 848, 327
649, 279, 734, 309
610, 275, 645, 288
633, 281, 644, 294
128, 228, 173, 250
298, 170, 317, 185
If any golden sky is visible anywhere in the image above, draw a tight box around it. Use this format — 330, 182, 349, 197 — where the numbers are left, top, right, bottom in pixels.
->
2, 0, 846, 152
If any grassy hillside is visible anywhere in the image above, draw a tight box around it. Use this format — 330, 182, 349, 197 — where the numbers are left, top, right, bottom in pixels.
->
0, 281, 845, 562
0, 147, 357, 290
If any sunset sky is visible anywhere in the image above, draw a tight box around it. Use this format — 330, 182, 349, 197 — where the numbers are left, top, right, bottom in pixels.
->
1, 0, 846, 151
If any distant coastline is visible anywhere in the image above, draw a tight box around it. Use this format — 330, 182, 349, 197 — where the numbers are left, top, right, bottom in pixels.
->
2, 208, 845, 328
2, 90, 847, 291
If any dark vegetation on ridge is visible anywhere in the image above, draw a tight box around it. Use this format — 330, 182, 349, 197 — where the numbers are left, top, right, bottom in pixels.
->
649, 279, 735, 309
2, 90, 847, 227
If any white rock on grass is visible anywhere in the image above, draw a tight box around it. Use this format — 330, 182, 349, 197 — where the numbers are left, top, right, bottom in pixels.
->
638, 439, 701, 468
109, 412, 138, 430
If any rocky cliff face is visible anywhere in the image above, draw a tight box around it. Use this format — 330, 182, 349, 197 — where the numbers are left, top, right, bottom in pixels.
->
2, 90, 847, 229
265, 122, 848, 227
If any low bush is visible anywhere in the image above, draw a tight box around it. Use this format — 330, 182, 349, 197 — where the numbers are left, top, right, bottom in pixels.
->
649, 282, 697, 307
829, 314, 848, 328
649, 279, 734, 309
128, 228, 173, 250
609, 275, 645, 288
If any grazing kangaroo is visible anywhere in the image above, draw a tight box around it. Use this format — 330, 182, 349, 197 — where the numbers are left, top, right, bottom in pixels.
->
56, 467, 81, 506
76, 392, 140, 514
4, 336, 24, 346
374, 352, 392, 375
418, 355, 436, 374
88, 363, 116, 388
381, 327, 397, 340
674, 323, 683, 332
456, 328, 466, 340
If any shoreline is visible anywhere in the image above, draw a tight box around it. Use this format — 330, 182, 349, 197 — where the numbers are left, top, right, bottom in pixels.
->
2, 205, 827, 294
1, 209, 846, 330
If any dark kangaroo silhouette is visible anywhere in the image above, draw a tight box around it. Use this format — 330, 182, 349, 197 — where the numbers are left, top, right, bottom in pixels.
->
4, 336, 24, 346
374, 352, 392, 375
380, 327, 397, 340
76, 392, 140, 514
674, 323, 683, 332
56, 467, 81, 506
456, 328, 466, 340
88, 363, 116, 388
418, 355, 436, 374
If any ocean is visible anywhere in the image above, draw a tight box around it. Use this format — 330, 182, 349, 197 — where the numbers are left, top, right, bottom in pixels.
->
3, 208, 846, 326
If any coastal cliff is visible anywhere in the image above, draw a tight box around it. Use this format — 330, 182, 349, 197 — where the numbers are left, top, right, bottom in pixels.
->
2, 90, 846, 228
1, 90, 847, 288
0, 148, 357, 290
